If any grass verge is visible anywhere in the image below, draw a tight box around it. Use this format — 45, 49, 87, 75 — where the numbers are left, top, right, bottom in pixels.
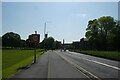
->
71, 50, 120, 61
2, 49, 44, 79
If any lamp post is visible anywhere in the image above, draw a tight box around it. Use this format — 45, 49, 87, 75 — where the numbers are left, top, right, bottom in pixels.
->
34, 31, 37, 63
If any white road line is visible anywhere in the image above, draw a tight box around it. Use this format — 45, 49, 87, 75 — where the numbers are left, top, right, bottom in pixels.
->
67, 51, 120, 70
83, 58, 120, 70
55, 51, 101, 80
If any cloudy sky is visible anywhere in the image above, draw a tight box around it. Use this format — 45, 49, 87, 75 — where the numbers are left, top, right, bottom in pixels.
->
1, 1, 119, 43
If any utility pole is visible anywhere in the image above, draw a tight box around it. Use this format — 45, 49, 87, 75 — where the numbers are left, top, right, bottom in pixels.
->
34, 31, 37, 63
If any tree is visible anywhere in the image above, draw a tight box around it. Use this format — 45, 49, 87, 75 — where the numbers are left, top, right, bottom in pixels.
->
98, 16, 116, 50
98, 16, 115, 36
107, 20, 120, 50
26, 35, 34, 49
40, 37, 61, 50
85, 19, 99, 50
53, 40, 61, 49
20, 40, 27, 48
2, 32, 21, 47
43, 37, 55, 50
85, 16, 117, 51
0, 36, 2, 48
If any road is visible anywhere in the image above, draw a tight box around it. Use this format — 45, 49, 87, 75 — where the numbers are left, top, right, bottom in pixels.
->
11, 50, 120, 79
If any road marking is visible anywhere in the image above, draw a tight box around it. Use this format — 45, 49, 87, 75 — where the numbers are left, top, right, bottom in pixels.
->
55, 51, 101, 80
83, 58, 120, 70
67, 52, 120, 71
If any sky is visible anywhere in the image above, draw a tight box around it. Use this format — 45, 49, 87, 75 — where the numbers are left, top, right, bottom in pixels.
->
1, 0, 120, 2
1, 1, 119, 43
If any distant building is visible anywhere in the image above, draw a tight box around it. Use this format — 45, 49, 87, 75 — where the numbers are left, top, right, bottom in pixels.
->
72, 41, 80, 49
60, 38, 91, 50
71, 38, 91, 50
79, 38, 91, 50
61, 43, 72, 49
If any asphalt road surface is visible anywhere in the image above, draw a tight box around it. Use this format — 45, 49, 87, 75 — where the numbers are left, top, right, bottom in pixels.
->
11, 50, 120, 80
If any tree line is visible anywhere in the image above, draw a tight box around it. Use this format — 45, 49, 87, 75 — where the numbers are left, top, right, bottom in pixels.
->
2, 16, 119, 51
2, 32, 61, 50
85, 16, 120, 51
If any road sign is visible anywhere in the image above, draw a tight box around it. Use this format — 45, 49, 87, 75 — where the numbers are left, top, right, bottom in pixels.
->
31, 34, 40, 43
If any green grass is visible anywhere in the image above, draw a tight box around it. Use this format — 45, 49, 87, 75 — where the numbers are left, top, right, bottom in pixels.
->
2, 49, 44, 79
73, 50, 120, 61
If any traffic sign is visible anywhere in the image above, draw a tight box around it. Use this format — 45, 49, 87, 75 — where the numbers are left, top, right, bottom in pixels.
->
31, 34, 40, 43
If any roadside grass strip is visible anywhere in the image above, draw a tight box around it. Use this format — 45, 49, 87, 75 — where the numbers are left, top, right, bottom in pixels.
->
2, 49, 43, 79
74, 50, 120, 61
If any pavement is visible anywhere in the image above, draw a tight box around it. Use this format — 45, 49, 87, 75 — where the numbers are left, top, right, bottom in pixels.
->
12, 51, 49, 78
56, 50, 120, 79
47, 50, 87, 78
10, 50, 120, 80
